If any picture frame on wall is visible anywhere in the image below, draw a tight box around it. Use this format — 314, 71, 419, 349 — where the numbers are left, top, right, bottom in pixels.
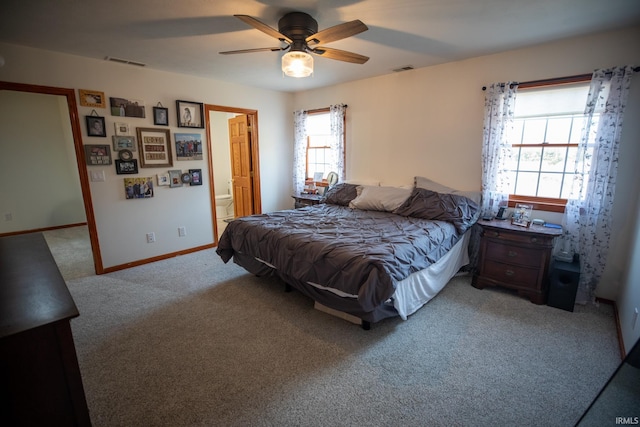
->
176, 100, 204, 128
114, 122, 130, 136
157, 173, 170, 186
86, 115, 106, 137
124, 177, 154, 199
168, 169, 182, 188
78, 89, 106, 108
136, 127, 173, 168
84, 144, 112, 165
189, 169, 202, 186
174, 133, 203, 160
110, 96, 145, 118
112, 135, 136, 151
153, 106, 169, 126
115, 159, 138, 175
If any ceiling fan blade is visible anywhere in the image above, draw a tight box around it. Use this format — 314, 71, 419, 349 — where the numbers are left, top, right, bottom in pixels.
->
234, 15, 292, 44
310, 47, 369, 64
306, 20, 368, 45
219, 47, 287, 55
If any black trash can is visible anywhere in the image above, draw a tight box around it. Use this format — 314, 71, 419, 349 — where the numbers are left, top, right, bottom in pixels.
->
547, 255, 580, 312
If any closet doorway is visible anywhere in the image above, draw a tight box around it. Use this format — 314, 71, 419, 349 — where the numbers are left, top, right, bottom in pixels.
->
205, 104, 261, 243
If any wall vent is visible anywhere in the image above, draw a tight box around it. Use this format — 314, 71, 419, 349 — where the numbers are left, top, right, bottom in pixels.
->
392, 65, 414, 72
105, 56, 146, 67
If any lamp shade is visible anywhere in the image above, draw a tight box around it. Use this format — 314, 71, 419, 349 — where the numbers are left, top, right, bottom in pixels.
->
281, 51, 313, 78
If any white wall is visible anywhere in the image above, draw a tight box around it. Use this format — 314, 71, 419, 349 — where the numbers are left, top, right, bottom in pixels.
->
0, 42, 293, 269
0, 90, 85, 232
293, 25, 640, 349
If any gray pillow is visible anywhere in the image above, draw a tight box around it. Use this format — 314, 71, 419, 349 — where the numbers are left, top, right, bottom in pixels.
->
321, 183, 359, 206
393, 188, 479, 233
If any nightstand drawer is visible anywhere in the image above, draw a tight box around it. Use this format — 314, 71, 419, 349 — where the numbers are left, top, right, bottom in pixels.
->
484, 240, 542, 268
482, 260, 539, 287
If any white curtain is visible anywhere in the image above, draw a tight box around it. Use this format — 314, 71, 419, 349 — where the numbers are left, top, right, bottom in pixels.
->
481, 82, 518, 215
329, 104, 346, 182
560, 66, 635, 304
292, 109, 308, 195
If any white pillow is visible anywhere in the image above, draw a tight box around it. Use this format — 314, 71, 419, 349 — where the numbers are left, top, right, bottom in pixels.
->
349, 185, 412, 212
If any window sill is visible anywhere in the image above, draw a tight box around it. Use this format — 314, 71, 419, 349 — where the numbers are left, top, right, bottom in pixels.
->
508, 195, 566, 213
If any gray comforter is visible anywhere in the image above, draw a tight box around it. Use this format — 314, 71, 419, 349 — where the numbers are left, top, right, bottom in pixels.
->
216, 204, 463, 316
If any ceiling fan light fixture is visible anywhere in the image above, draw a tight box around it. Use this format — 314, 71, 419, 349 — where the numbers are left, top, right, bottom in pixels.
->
282, 51, 313, 78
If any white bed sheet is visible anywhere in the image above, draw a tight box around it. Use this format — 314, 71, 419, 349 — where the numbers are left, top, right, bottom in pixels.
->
392, 231, 470, 320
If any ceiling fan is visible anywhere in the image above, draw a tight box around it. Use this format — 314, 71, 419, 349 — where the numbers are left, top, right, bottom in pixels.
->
220, 12, 369, 76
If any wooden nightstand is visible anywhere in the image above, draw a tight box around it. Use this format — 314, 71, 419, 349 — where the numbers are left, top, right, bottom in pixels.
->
292, 193, 323, 209
472, 219, 563, 304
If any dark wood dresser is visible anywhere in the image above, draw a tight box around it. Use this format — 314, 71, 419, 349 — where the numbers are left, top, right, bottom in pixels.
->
472, 219, 563, 304
0, 233, 91, 426
292, 193, 323, 208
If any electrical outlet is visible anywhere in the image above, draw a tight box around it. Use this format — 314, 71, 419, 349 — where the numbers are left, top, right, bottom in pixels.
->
146, 232, 156, 243
178, 226, 186, 237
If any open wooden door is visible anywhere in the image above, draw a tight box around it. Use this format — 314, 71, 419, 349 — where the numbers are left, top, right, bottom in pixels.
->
228, 114, 253, 217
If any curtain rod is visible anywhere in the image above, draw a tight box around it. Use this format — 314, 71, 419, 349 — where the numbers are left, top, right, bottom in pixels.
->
303, 105, 348, 114
481, 67, 640, 91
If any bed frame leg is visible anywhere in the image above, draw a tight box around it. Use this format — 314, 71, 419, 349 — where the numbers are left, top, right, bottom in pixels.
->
284, 283, 292, 293
361, 321, 371, 330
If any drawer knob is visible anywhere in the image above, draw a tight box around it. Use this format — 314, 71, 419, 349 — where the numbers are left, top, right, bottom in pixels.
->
531, 237, 538, 243
505, 270, 515, 276
508, 250, 518, 257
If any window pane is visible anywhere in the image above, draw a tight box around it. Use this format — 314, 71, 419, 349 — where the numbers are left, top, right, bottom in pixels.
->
541, 147, 568, 172
561, 174, 575, 198
308, 149, 317, 163
514, 171, 539, 196
545, 117, 572, 143
538, 173, 562, 198
569, 116, 585, 144
522, 119, 546, 144
518, 147, 542, 171
508, 119, 524, 143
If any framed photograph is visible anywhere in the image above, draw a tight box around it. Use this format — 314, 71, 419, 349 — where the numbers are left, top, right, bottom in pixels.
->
189, 169, 202, 186
115, 159, 138, 175
176, 100, 204, 128
78, 89, 105, 108
110, 96, 145, 118
511, 203, 533, 227
124, 177, 154, 199
174, 133, 203, 160
114, 122, 130, 136
153, 106, 169, 126
136, 127, 173, 168
84, 144, 112, 165
112, 135, 136, 151
157, 173, 170, 186
168, 169, 182, 188
86, 115, 106, 137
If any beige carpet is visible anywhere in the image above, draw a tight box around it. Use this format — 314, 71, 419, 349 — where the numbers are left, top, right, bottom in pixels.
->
44, 226, 621, 426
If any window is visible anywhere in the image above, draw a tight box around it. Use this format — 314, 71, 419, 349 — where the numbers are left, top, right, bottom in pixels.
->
306, 111, 332, 179
507, 80, 593, 212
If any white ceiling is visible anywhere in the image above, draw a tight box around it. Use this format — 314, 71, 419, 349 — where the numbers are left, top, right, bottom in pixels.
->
1, 0, 639, 93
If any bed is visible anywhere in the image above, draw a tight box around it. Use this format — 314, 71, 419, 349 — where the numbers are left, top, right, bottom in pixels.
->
216, 180, 480, 329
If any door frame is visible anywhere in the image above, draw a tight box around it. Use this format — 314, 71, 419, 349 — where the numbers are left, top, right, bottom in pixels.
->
204, 104, 261, 244
0, 81, 103, 273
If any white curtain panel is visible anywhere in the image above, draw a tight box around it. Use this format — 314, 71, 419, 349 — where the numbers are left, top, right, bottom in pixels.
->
329, 104, 346, 182
561, 65, 635, 304
480, 83, 518, 215
292, 110, 308, 195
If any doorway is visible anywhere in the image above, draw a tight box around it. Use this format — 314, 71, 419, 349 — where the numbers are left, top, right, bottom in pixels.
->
0, 81, 102, 273
205, 104, 261, 243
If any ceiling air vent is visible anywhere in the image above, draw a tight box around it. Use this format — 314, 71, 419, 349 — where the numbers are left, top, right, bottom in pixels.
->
105, 56, 146, 67
392, 65, 414, 72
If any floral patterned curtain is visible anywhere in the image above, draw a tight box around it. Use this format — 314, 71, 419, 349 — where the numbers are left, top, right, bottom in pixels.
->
329, 104, 346, 182
481, 82, 518, 215
292, 109, 308, 195
560, 66, 635, 304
